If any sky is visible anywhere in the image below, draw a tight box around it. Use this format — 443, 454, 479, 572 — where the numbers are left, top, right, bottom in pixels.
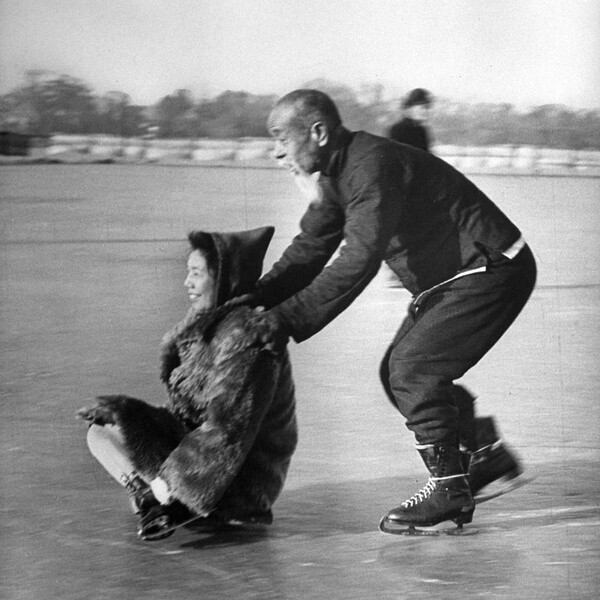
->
1, 0, 599, 109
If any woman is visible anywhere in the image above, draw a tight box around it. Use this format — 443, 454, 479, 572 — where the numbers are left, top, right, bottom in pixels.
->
78, 226, 298, 541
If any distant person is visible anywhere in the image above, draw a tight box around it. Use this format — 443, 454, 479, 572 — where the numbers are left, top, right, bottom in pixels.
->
78, 227, 297, 541
229, 89, 536, 535
388, 88, 433, 152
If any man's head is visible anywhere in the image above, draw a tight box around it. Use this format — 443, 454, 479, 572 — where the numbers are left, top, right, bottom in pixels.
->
402, 88, 433, 123
268, 89, 342, 175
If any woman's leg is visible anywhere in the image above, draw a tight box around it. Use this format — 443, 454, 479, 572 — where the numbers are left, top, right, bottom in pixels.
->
86, 424, 139, 485
86, 424, 191, 541
86, 424, 156, 514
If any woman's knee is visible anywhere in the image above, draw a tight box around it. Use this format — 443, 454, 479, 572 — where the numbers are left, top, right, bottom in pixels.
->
86, 424, 136, 484
87, 423, 125, 453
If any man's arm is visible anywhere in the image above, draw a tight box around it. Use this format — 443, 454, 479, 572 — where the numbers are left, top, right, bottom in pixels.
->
271, 149, 406, 342
257, 186, 345, 308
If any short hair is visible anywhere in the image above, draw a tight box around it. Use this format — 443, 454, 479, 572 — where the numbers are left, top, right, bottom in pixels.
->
402, 88, 433, 109
187, 231, 219, 277
275, 89, 342, 132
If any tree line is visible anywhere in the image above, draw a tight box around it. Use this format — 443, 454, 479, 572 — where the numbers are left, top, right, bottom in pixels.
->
1, 71, 599, 149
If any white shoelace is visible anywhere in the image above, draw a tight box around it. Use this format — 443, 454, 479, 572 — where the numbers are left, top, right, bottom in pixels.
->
401, 478, 437, 507
401, 474, 465, 508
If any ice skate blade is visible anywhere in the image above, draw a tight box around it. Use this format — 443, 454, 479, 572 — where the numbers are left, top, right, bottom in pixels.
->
139, 514, 200, 541
138, 515, 177, 541
379, 517, 478, 537
141, 512, 271, 541
474, 475, 535, 504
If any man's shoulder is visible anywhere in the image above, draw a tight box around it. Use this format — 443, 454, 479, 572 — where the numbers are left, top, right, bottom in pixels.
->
327, 128, 405, 178
348, 130, 404, 158
343, 130, 414, 175
342, 129, 468, 188
351, 129, 389, 146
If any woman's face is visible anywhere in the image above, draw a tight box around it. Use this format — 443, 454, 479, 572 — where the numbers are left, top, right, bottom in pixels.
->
184, 250, 216, 309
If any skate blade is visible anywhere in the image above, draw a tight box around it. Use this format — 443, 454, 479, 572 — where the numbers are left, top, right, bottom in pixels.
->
475, 475, 535, 504
140, 514, 202, 541
139, 514, 178, 541
379, 517, 478, 537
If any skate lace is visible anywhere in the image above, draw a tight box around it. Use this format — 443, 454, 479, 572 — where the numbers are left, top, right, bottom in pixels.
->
401, 477, 437, 508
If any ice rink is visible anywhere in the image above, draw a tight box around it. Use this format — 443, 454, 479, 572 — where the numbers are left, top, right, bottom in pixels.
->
1, 165, 599, 599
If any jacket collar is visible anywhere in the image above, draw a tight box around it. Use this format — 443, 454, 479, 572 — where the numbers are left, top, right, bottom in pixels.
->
321, 126, 353, 178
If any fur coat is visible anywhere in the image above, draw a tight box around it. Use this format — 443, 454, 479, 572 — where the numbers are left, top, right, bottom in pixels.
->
91, 226, 297, 520
99, 304, 297, 520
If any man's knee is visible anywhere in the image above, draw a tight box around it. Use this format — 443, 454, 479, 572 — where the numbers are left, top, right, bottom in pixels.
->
379, 347, 396, 405
388, 350, 434, 385
387, 357, 443, 412
379, 348, 429, 409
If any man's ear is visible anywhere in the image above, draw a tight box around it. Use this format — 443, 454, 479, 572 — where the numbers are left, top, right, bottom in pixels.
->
310, 121, 329, 147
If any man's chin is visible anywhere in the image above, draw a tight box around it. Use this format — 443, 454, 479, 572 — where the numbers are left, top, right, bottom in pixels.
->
280, 162, 312, 177
284, 165, 302, 176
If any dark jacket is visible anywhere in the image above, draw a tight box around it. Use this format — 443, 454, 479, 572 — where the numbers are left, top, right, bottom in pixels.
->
258, 128, 521, 342
388, 117, 430, 151
98, 227, 298, 519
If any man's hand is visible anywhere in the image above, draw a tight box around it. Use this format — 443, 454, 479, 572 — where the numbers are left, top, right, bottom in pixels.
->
250, 308, 289, 353
223, 292, 264, 309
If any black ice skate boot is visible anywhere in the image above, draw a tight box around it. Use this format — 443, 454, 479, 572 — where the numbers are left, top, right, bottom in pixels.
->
120, 473, 184, 541
469, 417, 531, 503
121, 473, 159, 515
138, 500, 197, 541
379, 444, 476, 536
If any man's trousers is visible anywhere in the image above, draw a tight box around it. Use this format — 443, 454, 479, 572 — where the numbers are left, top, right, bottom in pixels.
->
379, 245, 537, 446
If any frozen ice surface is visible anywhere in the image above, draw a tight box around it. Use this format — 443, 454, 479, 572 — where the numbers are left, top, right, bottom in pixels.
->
1, 166, 598, 599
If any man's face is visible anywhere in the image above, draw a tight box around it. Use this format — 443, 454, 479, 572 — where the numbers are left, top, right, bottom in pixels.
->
406, 104, 431, 123
268, 104, 322, 175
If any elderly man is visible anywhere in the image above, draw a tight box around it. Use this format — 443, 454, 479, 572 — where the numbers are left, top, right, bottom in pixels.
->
242, 89, 536, 535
